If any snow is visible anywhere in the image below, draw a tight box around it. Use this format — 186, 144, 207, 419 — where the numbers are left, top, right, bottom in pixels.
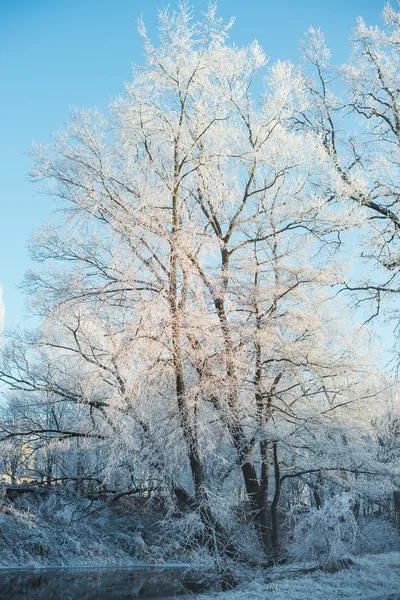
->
0, 492, 211, 568
201, 554, 400, 600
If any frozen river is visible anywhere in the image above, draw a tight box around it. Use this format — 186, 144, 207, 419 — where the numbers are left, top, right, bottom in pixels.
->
0, 565, 213, 599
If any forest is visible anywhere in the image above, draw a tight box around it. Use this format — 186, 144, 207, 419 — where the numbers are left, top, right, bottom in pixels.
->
0, 3, 400, 597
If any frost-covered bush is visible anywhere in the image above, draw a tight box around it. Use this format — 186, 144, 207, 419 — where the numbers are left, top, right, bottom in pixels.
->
0, 490, 197, 567
287, 494, 358, 568
53, 503, 76, 525
158, 511, 205, 550
356, 518, 400, 555
37, 493, 60, 518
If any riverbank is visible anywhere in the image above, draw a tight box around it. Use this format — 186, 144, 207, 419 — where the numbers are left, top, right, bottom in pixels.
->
201, 553, 400, 600
0, 489, 203, 567
1, 553, 398, 600
1, 488, 400, 600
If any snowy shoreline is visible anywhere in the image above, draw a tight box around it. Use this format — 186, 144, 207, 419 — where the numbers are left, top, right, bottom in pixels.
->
200, 554, 400, 600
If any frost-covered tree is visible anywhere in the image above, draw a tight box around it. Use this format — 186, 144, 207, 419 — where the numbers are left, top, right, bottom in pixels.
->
0, 3, 395, 563
298, 6, 400, 325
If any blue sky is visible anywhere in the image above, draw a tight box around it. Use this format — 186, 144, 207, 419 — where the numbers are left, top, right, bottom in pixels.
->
0, 0, 385, 328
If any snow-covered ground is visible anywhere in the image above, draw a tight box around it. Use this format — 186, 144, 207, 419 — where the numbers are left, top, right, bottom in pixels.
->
202, 553, 400, 600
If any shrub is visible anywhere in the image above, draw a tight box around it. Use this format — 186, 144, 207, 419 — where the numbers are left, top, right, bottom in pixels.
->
286, 494, 358, 568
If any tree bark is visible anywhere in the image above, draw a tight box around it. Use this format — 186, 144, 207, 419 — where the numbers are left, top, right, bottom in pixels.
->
271, 442, 281, 558
393, 491, 400, 526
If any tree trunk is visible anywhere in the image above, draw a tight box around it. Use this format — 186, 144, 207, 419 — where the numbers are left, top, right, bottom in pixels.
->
259, 440, 271, 550
271, 442, 281, 558
169, 176, 217, 546
394, 491, 400, 526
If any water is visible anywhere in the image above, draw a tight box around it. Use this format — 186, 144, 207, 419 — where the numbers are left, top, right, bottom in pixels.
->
0, 566, 213, 599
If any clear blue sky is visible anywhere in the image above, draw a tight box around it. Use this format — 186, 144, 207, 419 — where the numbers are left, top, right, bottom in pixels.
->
0, 0, 385, 328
